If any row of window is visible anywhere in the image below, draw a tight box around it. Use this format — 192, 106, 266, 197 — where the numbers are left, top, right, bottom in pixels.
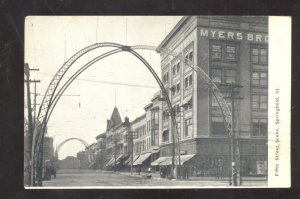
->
211, 68, 236, 84
134, 137, 151, 153
161, 117, 193, 143
185, 74, 193, 88
211, 43, 236, 60
163, 43, 267, 85
184, 50, 194, 64
209, 42, 267, 137
210, 117, 267, 136
134, 125, 146, 139
170, 74, 193, 96
252, 47, 267, 64
211, 68, 268, 88
210, 42, 268, 65
172, 62, 180, 76
252, 94, 268, 110
252, 71, 267, 87
162, 48, 194, 83
171, 82, 181, 96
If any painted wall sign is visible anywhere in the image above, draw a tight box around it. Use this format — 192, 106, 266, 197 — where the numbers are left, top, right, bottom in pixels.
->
199, 28, 268, 43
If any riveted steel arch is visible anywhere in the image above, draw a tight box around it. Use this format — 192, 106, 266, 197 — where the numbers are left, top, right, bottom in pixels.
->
31, 43, 181, 185
44, 44, 232, 137
31, 42, 232, 186
131, 45, 232, 136
43, 44, 232, 169
56, 138, 89, 154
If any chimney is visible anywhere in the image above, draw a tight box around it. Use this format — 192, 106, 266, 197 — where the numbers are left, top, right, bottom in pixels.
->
106, 119, 111, 130
124, 117, 130, 126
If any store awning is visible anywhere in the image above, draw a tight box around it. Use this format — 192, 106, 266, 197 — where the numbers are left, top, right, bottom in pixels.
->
151, 154, 196, 166
180, 96, 192, 107
177, 154, 196, 165
126, 155, 140, 166
115, 154, 124, 165
105, 154, 123, 167
106, 157, 115, 167
124, 155, 132, 165
133, 153, 151, 166
159, 157, 173, 166
150, 157, 169, 166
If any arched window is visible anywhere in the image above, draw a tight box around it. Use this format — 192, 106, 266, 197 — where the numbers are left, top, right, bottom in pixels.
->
162, 130, 169, 143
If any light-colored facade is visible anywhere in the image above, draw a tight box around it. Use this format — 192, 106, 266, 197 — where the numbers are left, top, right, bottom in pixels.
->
156, 16, 268, 176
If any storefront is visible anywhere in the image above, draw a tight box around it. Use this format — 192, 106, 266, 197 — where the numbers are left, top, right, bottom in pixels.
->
133, 152, 152, 172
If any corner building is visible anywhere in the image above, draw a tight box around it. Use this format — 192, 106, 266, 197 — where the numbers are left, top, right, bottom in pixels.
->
157, 16, 268, 177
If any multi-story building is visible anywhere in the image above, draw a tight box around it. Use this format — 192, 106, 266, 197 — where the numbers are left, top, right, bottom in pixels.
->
105, 107, 130, 170
43, 136, 54, 164
156, 16, 268, 177
76, 150, 89, 169
86, 143, 97, 169
94, 133, 106, 170
129, 91, 162, 171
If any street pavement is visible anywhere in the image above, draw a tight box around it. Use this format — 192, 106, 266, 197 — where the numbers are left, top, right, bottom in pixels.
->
42, 169, 267, 188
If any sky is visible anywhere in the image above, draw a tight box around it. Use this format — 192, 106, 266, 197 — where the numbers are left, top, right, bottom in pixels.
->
24, 16, 182, 160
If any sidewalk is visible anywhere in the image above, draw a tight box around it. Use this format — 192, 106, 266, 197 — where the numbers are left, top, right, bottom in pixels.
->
117, 171, 175, 182
117, 171, 267, 182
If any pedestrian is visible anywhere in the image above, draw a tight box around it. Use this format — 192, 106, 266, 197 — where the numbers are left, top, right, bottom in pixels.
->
147, 167, 152, 179
216, 158, 223, 180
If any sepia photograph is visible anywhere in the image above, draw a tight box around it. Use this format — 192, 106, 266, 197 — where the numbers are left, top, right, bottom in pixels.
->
23, 16, 290, 188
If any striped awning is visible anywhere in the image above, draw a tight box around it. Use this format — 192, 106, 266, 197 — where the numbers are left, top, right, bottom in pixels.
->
133, 153, 151, 166
126, 155, 140, 166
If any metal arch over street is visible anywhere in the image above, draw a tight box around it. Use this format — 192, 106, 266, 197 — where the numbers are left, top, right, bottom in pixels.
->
132, 45, 232, 136
31, 42, 232, 186
44, 44, 231, 136
44, 44, 233, 169
31, 43, 180, 185
56, 138, 89, 154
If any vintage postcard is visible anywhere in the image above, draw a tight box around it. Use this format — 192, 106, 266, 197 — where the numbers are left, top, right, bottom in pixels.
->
24, 16, 291, 188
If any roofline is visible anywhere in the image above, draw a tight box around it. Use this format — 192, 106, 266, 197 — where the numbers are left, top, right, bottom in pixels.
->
156, 16, 189, 52
130, 113, 146, 124
95, 133, 106, 140
144, 103, 153, 110
156, 16, 268, 52
113, 121, 126, 130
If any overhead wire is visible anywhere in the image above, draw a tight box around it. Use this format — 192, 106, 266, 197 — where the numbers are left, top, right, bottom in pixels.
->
38, 72, 159, 89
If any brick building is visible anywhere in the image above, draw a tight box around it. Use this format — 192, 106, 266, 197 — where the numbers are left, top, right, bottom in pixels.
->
156, 16, 268, 177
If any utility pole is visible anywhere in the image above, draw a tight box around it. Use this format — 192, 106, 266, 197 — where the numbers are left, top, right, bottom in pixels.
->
113, 137, 118, 173
24, 63, 40, 186
127, 130, 137, 175
222, 82, 243, 186
32, 78, 40, 128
